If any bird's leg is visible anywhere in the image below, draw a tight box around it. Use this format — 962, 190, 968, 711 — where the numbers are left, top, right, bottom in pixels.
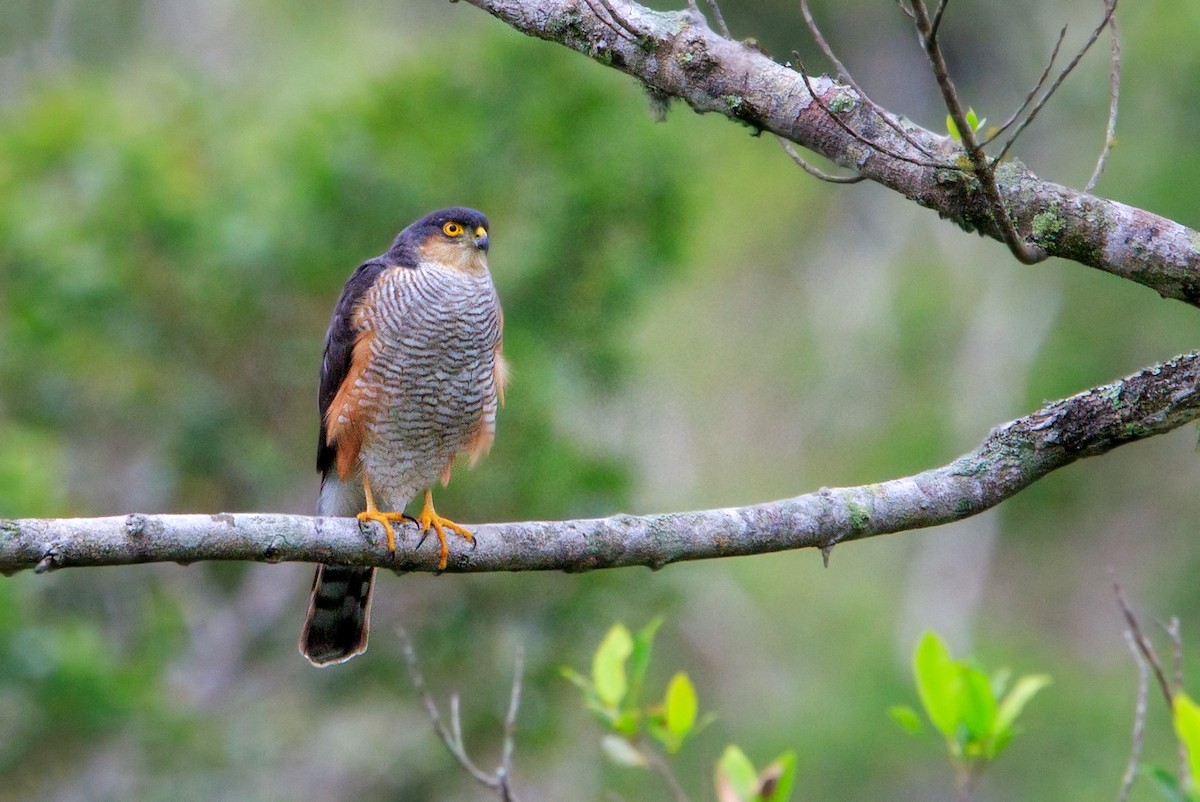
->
414, 488, 474, 570
356, 480, 413, 554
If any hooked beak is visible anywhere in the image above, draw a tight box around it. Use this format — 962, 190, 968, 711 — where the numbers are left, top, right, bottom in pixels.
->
473, 226, 489, 253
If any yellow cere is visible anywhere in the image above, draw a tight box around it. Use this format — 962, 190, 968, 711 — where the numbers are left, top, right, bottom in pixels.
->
474, 226, 487, 238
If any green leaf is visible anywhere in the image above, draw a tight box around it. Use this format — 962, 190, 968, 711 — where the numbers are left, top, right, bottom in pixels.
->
560, 666, 593, 694
1141, 764, 1188, 802
627, 617, 663, 710
759, 750, 797, 802
1175, 693, 1200, 791
959, 664, 997, 744
610, 710, 640, 736
593, 623, 634, 708
665, 671, 698, 740
993, 674, 1051, 748
914, 631, 961, 739
887, 704, 925, 735
715, 744, 759, 802
601, 734, 648, 768
946, 108, 984, 143
946, 113, 961, 143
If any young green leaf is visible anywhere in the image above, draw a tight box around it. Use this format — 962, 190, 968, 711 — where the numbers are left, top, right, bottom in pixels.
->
627, 617, 663, 710
1174, 693, 1200, 792
946, 113, 961, 143
561, 665, 589, 688
959, 664, 997, 746
946, 107, 984, 143
1140, 764, 1189, 802
914, 631, 961, 739
593, 623, 634, 708
887, 704, 925, 735
665, 671, 699, 741
993, 674, 1051, 744
715, 745, 759, 802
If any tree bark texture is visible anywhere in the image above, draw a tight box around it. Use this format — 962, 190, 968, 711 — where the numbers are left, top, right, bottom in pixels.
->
4, 352, 1197, 576
463, 0, 1200, 306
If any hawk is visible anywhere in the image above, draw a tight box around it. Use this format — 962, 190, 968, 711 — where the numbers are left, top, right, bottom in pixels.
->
300, 207, 506, 666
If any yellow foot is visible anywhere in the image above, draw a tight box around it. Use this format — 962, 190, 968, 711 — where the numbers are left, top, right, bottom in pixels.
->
415, 489, 474, 570
356, 509, 413, 553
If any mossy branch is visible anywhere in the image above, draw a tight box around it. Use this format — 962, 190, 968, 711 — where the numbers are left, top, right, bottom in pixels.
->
462, 0, 1200, 307
4, 352, 1198, 575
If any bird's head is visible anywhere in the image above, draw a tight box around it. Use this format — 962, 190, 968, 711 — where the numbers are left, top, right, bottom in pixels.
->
397, 206, 491, 275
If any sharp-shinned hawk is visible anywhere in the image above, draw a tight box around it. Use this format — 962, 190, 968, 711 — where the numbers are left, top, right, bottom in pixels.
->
299, 207, 506, 666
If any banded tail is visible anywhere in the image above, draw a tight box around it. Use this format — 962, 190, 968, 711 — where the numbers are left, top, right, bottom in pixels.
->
299, 565, 376, 666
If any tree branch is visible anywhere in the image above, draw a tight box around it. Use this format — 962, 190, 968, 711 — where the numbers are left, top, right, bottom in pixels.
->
461, 0, 1200, 307
3, 352, 1197, 575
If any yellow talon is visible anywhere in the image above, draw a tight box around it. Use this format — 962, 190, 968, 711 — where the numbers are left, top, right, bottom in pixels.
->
416, 488, 474, 570
357, 482, 410, 553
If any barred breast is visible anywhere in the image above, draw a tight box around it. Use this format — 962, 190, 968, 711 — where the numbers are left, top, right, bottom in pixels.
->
354, 261, 502, 511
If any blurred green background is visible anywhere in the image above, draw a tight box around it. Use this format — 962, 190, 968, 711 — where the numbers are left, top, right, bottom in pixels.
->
1, 0, 1198, 799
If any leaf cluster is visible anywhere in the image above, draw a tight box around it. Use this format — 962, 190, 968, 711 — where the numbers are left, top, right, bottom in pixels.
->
565, 619, 796, 802
889, 631, 1050, 793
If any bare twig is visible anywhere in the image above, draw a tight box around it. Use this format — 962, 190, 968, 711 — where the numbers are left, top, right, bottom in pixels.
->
1086, 1, 1120, 192
776, 136, 865, 183
500, 646, 525, 792
466, 0, 1200, 306
700, 0, 729, 38
929, 0, 951, 41
1113, 583, 1174, 708
400, 628, 524, 802
1165, 617, 1190, 791
909, 0, 1046, 264
639, 744, 691, 802
1116, 629, 1149, 802
581, 0, 638, 42
981, 25, 1068, 146
796, 63, 950, 171
995, 0, 1119, 164
800, 0, 935, 158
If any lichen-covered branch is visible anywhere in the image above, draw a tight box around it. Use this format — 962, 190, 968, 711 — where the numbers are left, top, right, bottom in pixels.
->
462, 0, 1200, 307
3, 352, 1197, 576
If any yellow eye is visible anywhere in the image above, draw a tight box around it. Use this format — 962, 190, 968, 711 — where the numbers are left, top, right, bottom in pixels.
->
443, 221, 464, 237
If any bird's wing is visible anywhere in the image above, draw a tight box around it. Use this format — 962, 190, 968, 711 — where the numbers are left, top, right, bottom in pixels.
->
317, 259, 389, 478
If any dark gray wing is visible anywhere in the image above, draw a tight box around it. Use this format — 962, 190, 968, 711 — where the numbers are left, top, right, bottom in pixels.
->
316, 258, 388, 475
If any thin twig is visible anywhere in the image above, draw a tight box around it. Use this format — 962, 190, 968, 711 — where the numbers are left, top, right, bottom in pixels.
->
702, 0, 729, 38
1085, 1, 1120, 192
776, 136, 865, 183
995, 0, 1119, 164
1166, 617, 1190, 792
1167, 616, 1184, 696
909, 0, 1045, 263
499, 646, 525, 791
929, 0, 950, 41
800, 0, 935, 158
400, 628, 524, 801
1113, 583, 1174, 708
981, 25, 1067, 146
1116, 629, 1149, 802
581, 0, 638, 42
796, 62, 951, 171
639, 743, 691, 802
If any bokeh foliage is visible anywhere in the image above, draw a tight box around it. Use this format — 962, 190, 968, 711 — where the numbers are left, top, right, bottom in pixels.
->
1, 1, 1199, 800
